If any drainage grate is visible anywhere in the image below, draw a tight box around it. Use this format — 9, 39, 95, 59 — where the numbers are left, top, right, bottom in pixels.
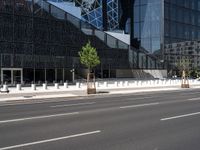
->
23, 96, 33, 98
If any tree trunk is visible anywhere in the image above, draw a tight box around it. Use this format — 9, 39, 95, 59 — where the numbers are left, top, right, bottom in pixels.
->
181, 70, 189, 88
87, 72, 96, 94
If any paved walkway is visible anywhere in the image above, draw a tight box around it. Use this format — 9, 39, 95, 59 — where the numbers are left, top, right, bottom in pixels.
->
1, 83, 200, 102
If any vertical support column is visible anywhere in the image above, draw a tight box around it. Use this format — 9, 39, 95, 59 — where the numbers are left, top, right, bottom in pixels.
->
21, 69, 23, 84
137, 51, 139, 69
101, 64, 103, 78
72, 69, 75, 83
1, 69, 3, 84
63, 68, 65, 82
55, 68, 57, 82
33, 68, 35, 84
146, 55, 148, 69
102, 0, 108, 31
11, 70, 13, 85
45, 68, 47, 82
109, 64, 111, 78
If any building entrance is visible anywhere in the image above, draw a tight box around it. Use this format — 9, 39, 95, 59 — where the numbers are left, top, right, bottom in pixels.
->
1, 68, 23, 85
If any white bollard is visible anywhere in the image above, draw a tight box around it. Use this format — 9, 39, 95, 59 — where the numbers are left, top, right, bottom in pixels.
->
55, 83, 59, 89
136, 81, 139, 86
1, 85, 9, 93
43, 83, 47, 90
76, 82, 80, 88
119, 81, 123, 87
104, 82, 108, 87
95, 82, 99, 87
31, 84, 36, 91
64, 82, 68, 88
124, 81, 129, 87
16, 84, 21, 91
161, 80, 164, 85
138, 81, 142, 86
114, 81, 118, 87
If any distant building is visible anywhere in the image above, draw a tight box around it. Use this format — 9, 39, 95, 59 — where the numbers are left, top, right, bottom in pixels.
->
165, 41, 200, 70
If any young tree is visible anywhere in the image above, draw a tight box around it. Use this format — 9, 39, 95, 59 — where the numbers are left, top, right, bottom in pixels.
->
78, 41, 100, 74
176, 58, 190, 88
78, 41, 100, 94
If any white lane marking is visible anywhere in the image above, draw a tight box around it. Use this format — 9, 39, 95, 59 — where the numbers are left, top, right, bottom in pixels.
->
0, 130, 101, 150
0, 112, 79, 124
181, 92, 200, 95
161, 112, 200, 121
50, 102, 96, 108
120, 102, 159, 109
188, 97, 200, 101
126, 96, 154, 101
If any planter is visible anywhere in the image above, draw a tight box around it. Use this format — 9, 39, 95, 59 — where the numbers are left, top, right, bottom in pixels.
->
87, 87, 96, 94
181, 84, 190, 88
87, 73, 96, 94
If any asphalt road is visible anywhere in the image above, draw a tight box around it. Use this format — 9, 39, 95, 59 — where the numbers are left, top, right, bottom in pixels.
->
0, 89, 200, 150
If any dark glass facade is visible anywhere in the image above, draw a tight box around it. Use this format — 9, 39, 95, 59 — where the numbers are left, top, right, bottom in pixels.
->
132, 0, 163, 54
0, 0, 130, 84
130, 0, 200, 69
164, 0, 200, 44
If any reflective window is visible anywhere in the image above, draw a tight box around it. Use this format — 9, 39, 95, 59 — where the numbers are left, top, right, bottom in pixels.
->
133, 0, 162, 54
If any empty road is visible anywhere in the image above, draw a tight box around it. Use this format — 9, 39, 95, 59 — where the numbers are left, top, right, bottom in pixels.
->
0, 89, 200, 150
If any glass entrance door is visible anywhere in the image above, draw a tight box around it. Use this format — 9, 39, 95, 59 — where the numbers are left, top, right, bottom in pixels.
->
1, 68, 23, 85
13, 70, 21, 84
3, 70, 11, 84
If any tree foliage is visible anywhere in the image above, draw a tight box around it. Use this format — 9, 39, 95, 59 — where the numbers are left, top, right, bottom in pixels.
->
176, 58, 190, 71
175, 58, 191, 78
78, 41, 100, 72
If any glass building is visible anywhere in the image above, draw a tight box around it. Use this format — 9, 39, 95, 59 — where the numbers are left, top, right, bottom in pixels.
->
130, 0, 200, 64
133, 0, 162, 54
0, 0, 166, 85
48, 0, 120, 30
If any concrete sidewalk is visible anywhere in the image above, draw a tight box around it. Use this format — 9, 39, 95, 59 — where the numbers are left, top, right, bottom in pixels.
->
0, 84, 199, 102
